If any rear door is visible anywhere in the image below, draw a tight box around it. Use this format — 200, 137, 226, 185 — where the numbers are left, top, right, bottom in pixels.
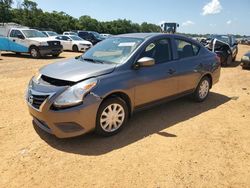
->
134, 38, 180, 107
173, 38, 202, 93
56, 36, 71, 50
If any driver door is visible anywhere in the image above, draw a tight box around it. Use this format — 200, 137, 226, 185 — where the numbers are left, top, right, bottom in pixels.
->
9, 29, 28, 52
134, 38, 179, 107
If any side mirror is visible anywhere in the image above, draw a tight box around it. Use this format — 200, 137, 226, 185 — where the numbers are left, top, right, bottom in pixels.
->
17, 34, 24, 40
234, 42, 238, 46
134, 57, 155, 69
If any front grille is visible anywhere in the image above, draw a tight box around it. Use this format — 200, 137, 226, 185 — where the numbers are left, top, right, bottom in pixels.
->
47, 41, 61, 46
29, 94, 49, 109
41, 75, 75, 86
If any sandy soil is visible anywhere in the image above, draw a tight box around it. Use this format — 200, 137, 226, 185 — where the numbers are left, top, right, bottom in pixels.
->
0, 46, 250, 188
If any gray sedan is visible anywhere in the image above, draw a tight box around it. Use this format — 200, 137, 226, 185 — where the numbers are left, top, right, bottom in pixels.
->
26, 33, 221, 138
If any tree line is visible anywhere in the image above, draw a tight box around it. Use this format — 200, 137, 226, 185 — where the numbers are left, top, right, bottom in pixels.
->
0, 0, 161, 34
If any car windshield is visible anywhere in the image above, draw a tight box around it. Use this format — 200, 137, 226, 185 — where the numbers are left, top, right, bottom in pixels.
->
212, 35, 230, 44
47, 31, 58, 36
69, 36, 83, 41
91, 32, 104, 40
81, 37, 144, 64
22, 30, 47, 38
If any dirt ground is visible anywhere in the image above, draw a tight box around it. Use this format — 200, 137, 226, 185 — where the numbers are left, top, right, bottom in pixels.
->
0, 46, 250, 188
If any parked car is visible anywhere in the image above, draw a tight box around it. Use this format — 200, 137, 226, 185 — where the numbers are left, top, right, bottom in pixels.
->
63, 31, 77, 36
206, 35, 238, 66
76, 31, 104, 45
100, 33, 112, 39
0, 23, 63, 58
55, 35, 92, 52
41, 31, 59, 38
26, 33, 221, 138
241, 51, 250, 69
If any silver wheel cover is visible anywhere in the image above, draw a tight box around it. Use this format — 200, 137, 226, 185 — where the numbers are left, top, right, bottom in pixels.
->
100, 103, 125, 132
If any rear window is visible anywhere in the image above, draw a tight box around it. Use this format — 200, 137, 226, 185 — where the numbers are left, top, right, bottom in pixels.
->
175, 39, 200, 59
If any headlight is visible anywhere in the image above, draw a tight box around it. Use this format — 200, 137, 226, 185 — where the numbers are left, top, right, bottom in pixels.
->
242, 56, 250, 61
33, 72, 41, 83
39, 42, 49, 46
53, 79, 97, 108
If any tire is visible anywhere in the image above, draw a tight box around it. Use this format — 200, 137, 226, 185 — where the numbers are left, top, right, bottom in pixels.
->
30, 46, 41, 58
226, 54, 232, 66
95, 97, 129, 136
72, 45, 79, 52
52, 53, 60, 57
192, 76, 211, 102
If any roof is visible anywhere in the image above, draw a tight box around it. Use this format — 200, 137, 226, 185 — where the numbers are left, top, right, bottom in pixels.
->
115, 33, 185, 39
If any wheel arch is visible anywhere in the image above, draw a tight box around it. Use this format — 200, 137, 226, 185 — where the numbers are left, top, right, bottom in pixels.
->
201, 73, 213, 88
100, 91, 133, 117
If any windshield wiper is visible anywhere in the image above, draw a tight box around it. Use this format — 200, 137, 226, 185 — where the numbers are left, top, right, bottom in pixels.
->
82, 58, 104, 64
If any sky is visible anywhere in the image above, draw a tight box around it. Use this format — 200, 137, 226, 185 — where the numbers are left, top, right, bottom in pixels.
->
14, 0, 250, 35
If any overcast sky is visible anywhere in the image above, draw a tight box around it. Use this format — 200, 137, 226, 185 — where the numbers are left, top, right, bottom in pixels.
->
14, 0, 250, 35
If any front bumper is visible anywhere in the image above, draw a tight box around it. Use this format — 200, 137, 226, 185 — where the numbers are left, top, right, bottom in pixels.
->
38, 45, 63, 56
26, 81, 102, 138
79, 45, 92, 52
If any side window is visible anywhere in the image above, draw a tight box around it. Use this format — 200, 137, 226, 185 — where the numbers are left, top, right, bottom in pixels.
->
140, 38, 172, 64
15, 30, 24, 38
61, 36, 69, 40
10, 30, 17, 37
175, 39, 200, 59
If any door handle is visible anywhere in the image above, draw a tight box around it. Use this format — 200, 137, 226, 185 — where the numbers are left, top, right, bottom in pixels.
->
168, 69, 176, 75
13, 39, 16, 42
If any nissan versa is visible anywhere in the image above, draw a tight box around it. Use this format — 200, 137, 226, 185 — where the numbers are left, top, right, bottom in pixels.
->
26, 33, 221, 138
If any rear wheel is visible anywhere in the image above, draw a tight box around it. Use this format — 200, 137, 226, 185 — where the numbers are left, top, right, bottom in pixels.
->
52, 53, 60, 57
72, 45, 79, 52
30, 47, 41, 58
95, 98, 129, 136
192, 76, 211, 102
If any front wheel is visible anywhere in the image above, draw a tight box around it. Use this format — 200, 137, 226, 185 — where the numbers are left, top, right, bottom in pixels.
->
95, 98, 129, 136
30, 47, 41, 58
72, 45, 79, 52
192, 76, 211, 102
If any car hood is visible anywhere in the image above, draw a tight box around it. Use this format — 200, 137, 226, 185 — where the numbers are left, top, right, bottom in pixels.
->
40, 58, 116, 82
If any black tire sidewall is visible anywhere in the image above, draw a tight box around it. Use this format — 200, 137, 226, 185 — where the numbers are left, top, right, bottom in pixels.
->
72, 45, 79, 52
226, 54, 232, 66
95, 97, 129, 136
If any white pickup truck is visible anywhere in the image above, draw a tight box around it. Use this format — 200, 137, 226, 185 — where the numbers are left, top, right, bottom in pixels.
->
0, 23, 63, 58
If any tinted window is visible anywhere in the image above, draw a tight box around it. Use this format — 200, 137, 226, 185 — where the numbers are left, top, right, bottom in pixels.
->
175, 39, 200, 59
140, 38, 172, 64
10, 30, 16, 37
10, 30, 24, 38
62, 36, 70, 40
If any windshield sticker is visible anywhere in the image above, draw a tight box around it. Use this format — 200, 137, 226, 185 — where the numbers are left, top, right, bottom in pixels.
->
118, 42, 136, 47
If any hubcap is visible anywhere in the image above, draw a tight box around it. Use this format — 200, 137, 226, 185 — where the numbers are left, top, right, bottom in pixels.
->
199, 80, 209, 99
31, 49, 37, 57
100, 103, 125, 132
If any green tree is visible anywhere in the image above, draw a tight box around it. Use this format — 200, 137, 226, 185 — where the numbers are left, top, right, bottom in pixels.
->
0, 0, 13, 24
